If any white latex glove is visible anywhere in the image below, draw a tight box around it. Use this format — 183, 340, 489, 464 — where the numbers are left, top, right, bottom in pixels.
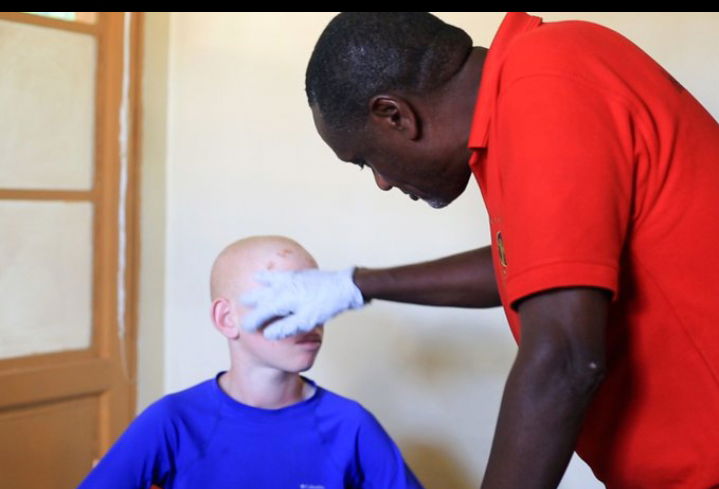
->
240, 267, 365, 340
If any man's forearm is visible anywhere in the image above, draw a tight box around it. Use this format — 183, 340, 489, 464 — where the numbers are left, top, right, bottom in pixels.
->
481, 288, 608, 489
480, 347, 602, 488
353, 246, 501, 308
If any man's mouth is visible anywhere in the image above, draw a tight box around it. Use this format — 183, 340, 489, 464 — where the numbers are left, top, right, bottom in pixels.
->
398, 186, 420, 201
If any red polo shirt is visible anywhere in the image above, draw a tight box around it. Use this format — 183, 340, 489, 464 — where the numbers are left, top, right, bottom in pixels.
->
469, 12, 719, 488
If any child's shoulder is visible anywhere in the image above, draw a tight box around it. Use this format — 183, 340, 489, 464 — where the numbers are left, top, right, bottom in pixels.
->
315, 384, 378, 426
141, 377, 218, 421
164, 377, 217, 403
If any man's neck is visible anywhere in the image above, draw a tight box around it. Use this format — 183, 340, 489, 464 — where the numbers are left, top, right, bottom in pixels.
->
219, 365, 311, 410
439, 46, 488, 142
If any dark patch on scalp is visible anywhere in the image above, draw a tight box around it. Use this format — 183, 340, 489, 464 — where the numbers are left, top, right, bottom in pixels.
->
277, 248, 294, 258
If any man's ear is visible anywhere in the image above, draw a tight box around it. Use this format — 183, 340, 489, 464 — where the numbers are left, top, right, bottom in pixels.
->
368, 95, 420, 140
211, 298, 240, 340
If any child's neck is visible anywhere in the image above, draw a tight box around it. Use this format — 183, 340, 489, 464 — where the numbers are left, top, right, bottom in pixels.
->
220, 365, 311, 410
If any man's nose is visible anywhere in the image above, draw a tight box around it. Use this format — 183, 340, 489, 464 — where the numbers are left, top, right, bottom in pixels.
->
372, 170, 393, 191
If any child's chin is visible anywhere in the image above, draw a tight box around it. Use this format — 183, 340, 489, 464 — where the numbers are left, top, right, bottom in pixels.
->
289, 357, 318, 373
297, 361, 317, 373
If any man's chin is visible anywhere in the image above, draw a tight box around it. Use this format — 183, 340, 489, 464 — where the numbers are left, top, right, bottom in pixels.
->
423, 196, 451, 209
425, 199, 449, 209
422, 179, 471, 209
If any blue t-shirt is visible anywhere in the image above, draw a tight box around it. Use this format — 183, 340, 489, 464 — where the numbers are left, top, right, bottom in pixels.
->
77, 374, 424, 489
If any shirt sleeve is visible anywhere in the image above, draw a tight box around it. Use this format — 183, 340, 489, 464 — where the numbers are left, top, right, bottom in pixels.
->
494, 72, 636, 308
76, 399, 176, 489
354, 408, 425, 489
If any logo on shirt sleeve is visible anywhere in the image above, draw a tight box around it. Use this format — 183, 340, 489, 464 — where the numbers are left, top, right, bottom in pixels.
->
497, 231, 508, 269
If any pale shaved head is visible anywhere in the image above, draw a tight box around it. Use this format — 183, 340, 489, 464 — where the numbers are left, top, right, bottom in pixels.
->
210, 235, 317, 302
209, 236, 323, 395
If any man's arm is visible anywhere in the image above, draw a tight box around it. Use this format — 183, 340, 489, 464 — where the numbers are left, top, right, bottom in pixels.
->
354, 245, 500, 308
480, 287, 608, 489
243, 245, 500, 339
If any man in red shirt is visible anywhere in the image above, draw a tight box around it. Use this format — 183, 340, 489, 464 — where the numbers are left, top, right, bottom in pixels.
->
242, 12, 719, 488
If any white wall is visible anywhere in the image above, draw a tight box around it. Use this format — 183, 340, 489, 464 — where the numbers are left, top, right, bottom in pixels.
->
139, 12, 719, 489
137, 11, 169, 421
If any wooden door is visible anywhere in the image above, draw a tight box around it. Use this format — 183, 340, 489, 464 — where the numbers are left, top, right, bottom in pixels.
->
0, 12, 142, 489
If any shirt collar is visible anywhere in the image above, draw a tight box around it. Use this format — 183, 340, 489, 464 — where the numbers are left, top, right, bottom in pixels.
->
468, 12, 543, 149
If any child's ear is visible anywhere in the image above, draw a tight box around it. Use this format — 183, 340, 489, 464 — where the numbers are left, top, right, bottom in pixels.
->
211, 298, 240, 340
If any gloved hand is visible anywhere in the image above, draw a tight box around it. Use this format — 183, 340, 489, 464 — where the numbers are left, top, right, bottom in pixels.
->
240, 267, 366, 340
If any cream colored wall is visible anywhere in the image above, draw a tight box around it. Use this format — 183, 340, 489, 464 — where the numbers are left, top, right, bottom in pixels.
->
139, 12, 719, 489
137, 12, 169, 410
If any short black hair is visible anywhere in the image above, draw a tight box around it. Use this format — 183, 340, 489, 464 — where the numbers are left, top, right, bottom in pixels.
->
306, 12, 473, 132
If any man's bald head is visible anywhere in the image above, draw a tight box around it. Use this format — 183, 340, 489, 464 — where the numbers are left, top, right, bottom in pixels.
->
210, 236, 317, 302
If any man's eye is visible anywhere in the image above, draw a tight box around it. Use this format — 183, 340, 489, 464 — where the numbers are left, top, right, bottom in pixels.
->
351, 159, 366, 169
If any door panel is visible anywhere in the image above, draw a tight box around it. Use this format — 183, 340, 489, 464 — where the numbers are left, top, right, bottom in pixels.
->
0, 18, 96, 190
0, 200, 94, 359
0, 396, 99, 488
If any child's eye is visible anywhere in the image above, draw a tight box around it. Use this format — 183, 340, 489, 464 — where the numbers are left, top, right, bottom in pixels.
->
351, 159, 366, 170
